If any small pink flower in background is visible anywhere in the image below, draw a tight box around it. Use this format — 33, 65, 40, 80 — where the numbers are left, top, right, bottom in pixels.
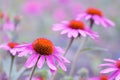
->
53, 8, 67, 21
0, 42, 19, 56
11, 38, 70, 73
89, 75, 108, 80
69, 2, 83, 16
0, 11, 4, 19
3, 16, 15, 31
53, 20, 98, 40
22, 0, 50, 16
76, 7, 115, 28
99, 58, 120, 80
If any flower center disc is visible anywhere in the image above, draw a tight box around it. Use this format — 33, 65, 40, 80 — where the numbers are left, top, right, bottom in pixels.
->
86, 8, 103, 17
116, 60, 120, 68
69, 20, 85, 30
32, 38, 54, 55
8, 42, 18, 48
100, 75, 108, 80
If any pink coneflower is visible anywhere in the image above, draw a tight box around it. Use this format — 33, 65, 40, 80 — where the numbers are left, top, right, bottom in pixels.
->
53, 20, 98, 39
3, 17, 15, 31
0, 42, 19, 55
76, 7, 115, 28
26, 76, 43, 80
12, 38, 70, 73
99, 58, 120, 80
89, 75, 108, 80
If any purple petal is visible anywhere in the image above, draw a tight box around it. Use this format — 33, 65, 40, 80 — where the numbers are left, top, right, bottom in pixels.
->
98, 63, 115, 67
115, 73, 120, 80
78, 30, 87, 37
37, 55, 45, 68
46, 55, 57, 70
93, 15, 100, 25
17, 49, 32, 57
103, 17, 115, 27
104, 59, 116, 63
52, 24, 65, 31
54, 47, 65, 55
71, 30, 78, 38
50, 69, 56, 74
60, 28, 70, 35
54, 55, 67, 71
100, 68, 118, 73
0, 44, 10, 50
76, 13, 87, 20
25, 53, 39, 68
61, 21, 69, 25
68, 31, 73, 38
109, 71, 120, 80
85, 14, 92, 20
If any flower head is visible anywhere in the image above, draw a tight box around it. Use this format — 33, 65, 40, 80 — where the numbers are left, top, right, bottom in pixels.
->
76, 7, 115, 28
3, 16, 15, 31
99, 58, 120, 80
0, 42, 19, 55
53, 20, 98, 40
89, 75, 108, 80
11, 38, 70, 73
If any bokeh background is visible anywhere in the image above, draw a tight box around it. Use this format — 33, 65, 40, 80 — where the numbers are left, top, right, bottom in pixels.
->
0, 0, 120, 80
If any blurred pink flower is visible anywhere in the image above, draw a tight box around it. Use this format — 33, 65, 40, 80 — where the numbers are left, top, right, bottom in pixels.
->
22, 0, 49, 15
53, 8, 67, 21
76, 7, 115, 28
3, 17, 15, 31
99, 58, 120, 80
11, 38, 70, 73
89, 75, 108, 80
26, 76, 43, 80
52, 20, 98, 40
0, 42, 19, 55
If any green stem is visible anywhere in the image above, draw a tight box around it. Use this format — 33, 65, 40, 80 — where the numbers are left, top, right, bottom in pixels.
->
64, 37, 74, 56
69, 37, 87, 76
9, 55, 14, 80
69, 18, 94, 76
29, 55, 40, 80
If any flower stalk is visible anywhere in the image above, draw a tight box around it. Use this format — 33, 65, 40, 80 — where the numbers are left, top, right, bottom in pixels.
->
29, 55, 41, 80
9, 54, 14, 80
69, 19, 94, 76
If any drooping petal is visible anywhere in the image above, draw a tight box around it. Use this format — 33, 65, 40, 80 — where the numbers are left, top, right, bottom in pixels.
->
54, 55, 67, 71
109, 70, 120, 80
71, 30, 78, 38
103, 17, 115, 27
46, 55, 57, 70
78, 30, 87, 37
17, 49, 32, 57
98, 63, 115, 67
100, 68, 118, 73
0, 44, 10, 50
37, 55, 45, 68
25, 53, 39, 68
104, 58, 116, 63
